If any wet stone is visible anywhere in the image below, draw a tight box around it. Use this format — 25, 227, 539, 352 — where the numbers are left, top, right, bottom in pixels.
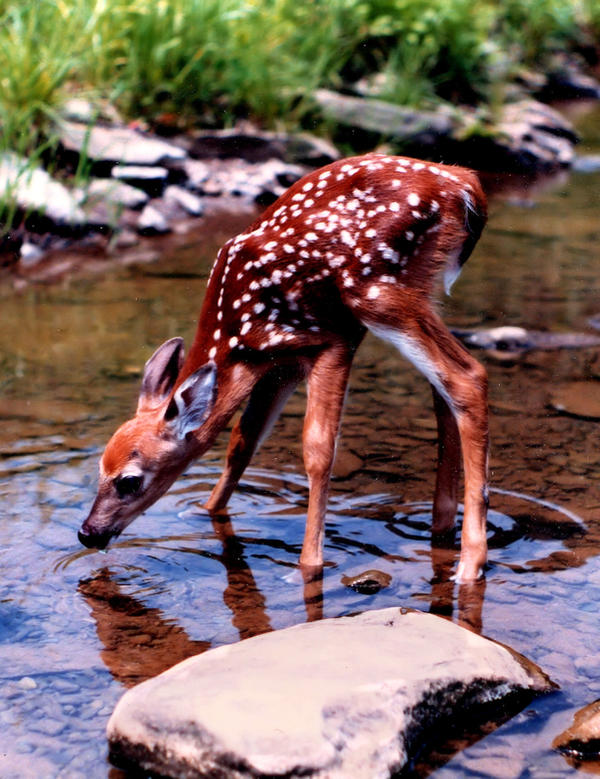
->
549, 382, 600, 420
554, 700, 600, 761
107, 608, 553, 778
341, 569, 392, 593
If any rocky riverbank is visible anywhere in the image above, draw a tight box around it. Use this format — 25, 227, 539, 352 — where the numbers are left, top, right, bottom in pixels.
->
1, 59, 599, 274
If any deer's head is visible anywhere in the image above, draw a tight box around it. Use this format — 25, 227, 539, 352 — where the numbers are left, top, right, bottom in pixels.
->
78, 338, 216, 549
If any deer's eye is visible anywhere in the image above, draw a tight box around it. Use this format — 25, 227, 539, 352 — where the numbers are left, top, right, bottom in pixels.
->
114, 474, 143, 498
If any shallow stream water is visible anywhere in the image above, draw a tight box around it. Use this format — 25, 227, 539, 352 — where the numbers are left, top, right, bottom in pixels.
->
1, 106, 600, 777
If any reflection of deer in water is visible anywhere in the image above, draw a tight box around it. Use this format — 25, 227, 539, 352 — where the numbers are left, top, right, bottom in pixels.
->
79, 568, 210, 687
79, 516, 324, 686
79, 154, 489, 582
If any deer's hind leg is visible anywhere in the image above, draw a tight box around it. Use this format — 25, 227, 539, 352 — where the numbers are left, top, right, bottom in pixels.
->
364, 295, 489, 581
432, 386, 461, 534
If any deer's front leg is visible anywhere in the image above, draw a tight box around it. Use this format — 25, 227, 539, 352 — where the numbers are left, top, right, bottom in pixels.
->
300, 343, 355, 567
206, 366, 304, 513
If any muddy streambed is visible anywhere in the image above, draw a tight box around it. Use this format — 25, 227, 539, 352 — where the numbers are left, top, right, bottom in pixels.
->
1, 110, 600, 777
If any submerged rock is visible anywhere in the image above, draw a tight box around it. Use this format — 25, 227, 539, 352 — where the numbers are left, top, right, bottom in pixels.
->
554, 699, 600, 761
107, 608, 553, 778
549, 382, 600, 420
454, 326, 600, 353
341, 569, 392, 594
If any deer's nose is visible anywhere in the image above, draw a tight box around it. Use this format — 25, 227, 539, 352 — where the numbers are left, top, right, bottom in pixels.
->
78, 524, 116, 550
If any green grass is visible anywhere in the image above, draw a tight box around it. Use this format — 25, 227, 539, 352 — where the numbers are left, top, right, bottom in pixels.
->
0, 0, 596, 160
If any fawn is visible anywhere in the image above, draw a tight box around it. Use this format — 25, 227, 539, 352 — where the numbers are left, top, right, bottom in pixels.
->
79, 153, 489, 581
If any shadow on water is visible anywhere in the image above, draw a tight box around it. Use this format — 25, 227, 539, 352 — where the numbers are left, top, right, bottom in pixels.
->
1, 104, 600, 776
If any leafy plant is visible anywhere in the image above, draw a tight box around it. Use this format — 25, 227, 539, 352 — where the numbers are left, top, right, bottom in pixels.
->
0, 0, 596, 159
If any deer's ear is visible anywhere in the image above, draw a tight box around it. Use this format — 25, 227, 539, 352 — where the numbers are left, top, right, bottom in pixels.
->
138, 338, 185, 410
164, 363, 217, 439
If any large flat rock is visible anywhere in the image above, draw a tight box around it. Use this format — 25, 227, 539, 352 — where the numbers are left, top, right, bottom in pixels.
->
107, 608, 553, 778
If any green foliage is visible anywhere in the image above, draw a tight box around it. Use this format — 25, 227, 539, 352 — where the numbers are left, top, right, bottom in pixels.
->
495, 0, 583, 63
0, 0, 596, 156
581, 0, 600, 40
351, 0, 498, 104
0, 1, 79, 153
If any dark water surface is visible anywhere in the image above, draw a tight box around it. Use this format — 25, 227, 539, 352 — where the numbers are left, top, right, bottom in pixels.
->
1, 107, 600, 777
